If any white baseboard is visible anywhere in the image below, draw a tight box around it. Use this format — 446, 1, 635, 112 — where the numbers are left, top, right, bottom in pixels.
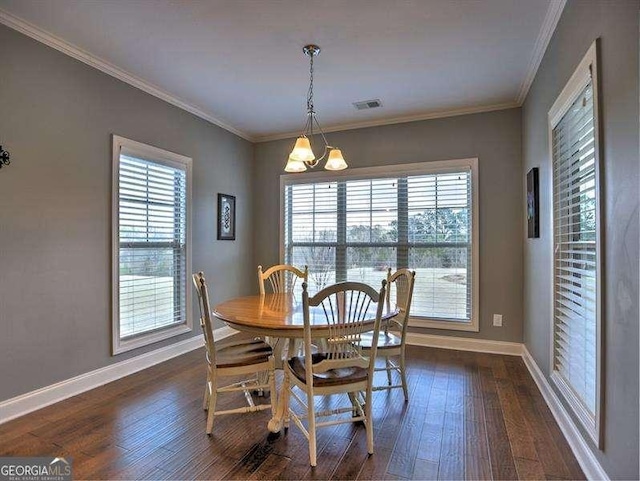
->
0, 327, 235, 425
406, 332, 523, 356
521, 346, 609, 481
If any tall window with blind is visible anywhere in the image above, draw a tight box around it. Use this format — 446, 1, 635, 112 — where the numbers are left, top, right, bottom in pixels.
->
548, 42, 602, 446
112, 136, 192, 354
282, 159, 479, 331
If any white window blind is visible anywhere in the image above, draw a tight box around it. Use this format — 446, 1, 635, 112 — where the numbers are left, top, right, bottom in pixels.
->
287, 181, 338, 291
552, 81, 598, 416
406, 173, 472, 320
283, 164, 474, 324
548, 41, 602, 446
112, 136, 192, 354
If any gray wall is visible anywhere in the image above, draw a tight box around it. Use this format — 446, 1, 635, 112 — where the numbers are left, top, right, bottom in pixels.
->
0, 24, 255, 402
254, 109, 524, 342
522, 1, 639, 479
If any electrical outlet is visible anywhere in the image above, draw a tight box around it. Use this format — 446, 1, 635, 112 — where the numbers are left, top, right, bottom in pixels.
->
493, 314, 503, 327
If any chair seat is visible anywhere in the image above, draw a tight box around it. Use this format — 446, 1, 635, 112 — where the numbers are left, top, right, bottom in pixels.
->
288, 353, 368, 387
359, 331, 402, 349
215, 337, 273, 368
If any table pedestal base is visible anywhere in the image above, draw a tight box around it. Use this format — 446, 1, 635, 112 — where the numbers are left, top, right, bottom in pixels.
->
268, 368, 291, 433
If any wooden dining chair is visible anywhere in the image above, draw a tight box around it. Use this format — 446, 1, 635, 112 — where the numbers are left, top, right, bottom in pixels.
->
360, 268, 416, 401
257, 264, 308, 295
282, 280, 387, 467
258, 263, 308, 356
192, 272, 276, 435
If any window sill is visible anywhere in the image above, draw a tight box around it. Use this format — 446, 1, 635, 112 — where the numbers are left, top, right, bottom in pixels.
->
113, 323, 193, 355
409, 316, 479, 332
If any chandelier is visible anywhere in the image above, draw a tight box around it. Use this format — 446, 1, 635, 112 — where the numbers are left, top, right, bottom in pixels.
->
284, 45, 348, 173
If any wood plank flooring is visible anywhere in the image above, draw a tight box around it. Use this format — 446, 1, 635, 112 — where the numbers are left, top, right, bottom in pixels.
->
0, 344, 584, 480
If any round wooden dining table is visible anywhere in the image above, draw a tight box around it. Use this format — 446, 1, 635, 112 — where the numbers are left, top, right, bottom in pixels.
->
212, 292, 398, 433
213, 292, 398, 339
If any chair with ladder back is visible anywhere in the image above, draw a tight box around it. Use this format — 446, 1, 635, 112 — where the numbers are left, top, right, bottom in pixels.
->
282, 280, 387, 466
192, 271, 276, 434
258, 264, 309, 357
360, 268, 416, 401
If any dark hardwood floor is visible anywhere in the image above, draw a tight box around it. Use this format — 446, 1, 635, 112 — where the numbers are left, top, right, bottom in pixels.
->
0, 344, 584, 480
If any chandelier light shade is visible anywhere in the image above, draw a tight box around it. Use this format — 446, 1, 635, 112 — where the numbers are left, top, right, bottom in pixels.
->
284, 44, 348, 173
325, 148, 348, 171
289, 136, 315, 162
284, 156, 307, 173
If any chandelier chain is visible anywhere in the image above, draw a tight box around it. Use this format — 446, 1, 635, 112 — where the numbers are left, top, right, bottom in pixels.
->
307, 53, 314, 115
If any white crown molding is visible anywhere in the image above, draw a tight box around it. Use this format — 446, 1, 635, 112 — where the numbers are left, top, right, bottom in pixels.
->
0, 327, 232, 425
516, 0, 567, 105
406, 332, 523, 356
0, 8, 254, 142
255, 101, 520, 142
0, 2, 565, 144
521, 346, 609, 481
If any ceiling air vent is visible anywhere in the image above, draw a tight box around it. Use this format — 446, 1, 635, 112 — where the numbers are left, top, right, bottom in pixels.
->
353, 99, 382, 110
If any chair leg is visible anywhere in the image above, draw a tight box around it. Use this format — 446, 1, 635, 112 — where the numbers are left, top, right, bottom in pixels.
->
365, 389, 374, 455
206, 380, 218, 435
385, 357, 393, 386
202, 381, 210, 411
400, 348, 409, 402
348, 392, 358, 417
307, 391, 317, 467
268, 357, 277, 418
256, 370, 268, 397
282, 369, 291, 431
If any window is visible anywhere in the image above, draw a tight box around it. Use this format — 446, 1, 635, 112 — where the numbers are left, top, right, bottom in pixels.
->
282, 158, 479, 331
112, 136, 192, 354
548, 41, 602, 446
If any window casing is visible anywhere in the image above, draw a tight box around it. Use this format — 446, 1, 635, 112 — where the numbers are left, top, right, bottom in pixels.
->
548, 41, 602, 447
112, 136, 192, 354
281, 158, 479, 331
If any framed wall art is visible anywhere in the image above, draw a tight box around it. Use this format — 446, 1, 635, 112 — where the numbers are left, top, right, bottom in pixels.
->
527, 167, 539, 238
217, 193, 236, 240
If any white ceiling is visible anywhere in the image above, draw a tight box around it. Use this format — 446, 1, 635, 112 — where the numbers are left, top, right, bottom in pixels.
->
0, 0, 562, 141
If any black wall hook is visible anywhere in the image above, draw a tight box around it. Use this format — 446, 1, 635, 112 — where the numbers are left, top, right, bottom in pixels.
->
0, 145, 10, 168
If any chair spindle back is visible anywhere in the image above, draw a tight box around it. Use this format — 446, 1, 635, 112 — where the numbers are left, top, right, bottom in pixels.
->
258, 264, 308, 294
192, 272, 217, 367
302, 281, 387, 376
385, 268, 416, 333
